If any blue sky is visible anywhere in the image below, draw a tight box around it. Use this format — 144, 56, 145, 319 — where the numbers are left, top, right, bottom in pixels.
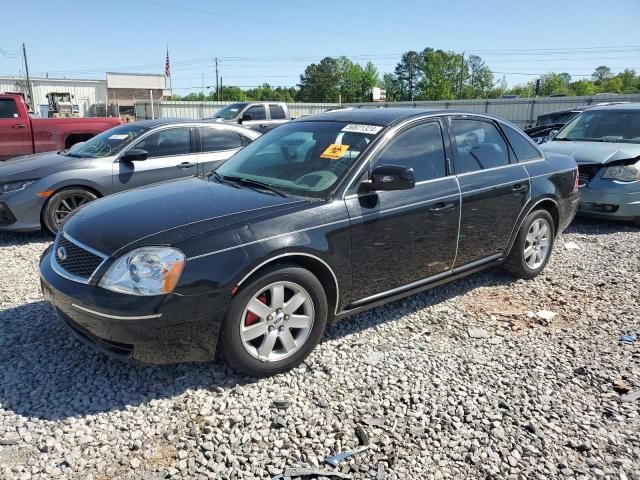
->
1, 0, 639, 93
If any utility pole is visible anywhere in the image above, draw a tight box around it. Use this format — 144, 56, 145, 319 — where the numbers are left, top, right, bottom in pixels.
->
458, 52, 465, 99
215, 58, 219, 101
22, 43, 35, 112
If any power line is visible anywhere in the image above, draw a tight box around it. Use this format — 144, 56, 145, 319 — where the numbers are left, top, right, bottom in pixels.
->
0, 46, 22, 58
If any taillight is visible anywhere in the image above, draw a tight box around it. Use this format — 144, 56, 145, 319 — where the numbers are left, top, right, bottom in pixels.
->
573, 167, 579, 193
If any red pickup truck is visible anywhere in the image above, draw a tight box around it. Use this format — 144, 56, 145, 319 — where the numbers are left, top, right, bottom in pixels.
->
0, 93, 123, 161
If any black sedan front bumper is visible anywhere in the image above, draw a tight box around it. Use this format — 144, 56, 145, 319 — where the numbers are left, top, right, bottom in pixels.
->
39, 246, 228, 364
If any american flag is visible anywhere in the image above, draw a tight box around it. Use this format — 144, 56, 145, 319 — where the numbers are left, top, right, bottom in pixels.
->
165, 49, 171, 77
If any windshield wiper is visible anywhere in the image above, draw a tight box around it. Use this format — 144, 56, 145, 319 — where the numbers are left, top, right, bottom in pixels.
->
222, 175, 288, 197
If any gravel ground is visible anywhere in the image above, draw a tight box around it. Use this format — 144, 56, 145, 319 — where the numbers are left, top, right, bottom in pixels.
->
0, 219, 639, 480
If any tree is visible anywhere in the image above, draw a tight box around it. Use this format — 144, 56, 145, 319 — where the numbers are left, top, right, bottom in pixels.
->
416, 48, 463, 100
381, 73, 400, 101
538, 73, 571, 96
592, 66, 613, 83
569, 79, 597, 96
297, 57, 340, 102
394, 51, 420, 101
465, 55, 494, 98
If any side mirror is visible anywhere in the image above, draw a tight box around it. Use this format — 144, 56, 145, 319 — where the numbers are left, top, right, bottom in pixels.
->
121, 148, 148, 162
366, 165, 415, 191
239, 113, 253, 123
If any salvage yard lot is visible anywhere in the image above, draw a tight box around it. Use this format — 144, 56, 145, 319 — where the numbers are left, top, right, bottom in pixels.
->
0, 220, 638, 479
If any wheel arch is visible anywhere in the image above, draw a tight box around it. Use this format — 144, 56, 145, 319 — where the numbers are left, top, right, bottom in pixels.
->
235, 252, 340, 320
505, 196, 559, 257
40, 184, 104, 229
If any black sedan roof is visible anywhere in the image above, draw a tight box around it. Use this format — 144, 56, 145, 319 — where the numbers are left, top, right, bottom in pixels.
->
296, 107, 465, 126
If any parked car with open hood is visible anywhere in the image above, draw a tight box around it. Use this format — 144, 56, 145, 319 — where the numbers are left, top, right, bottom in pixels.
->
0, 119, 260, 233
39, 108, 579, 376
540, 103, 640, 226
524, 102, 628, 144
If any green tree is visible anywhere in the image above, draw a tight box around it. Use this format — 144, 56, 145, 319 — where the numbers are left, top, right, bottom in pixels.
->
381, 73, 400, 101
538, 73, 571, 96
416, 48, 463, 100
394, 51, 420, 101
464, 55, 494, 98
592, 66, 613, 83
569, 79, 597, 96
297, 57, 340, 102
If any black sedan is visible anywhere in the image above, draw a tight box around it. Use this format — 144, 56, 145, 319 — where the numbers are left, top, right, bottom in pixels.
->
39, 109, 580, 376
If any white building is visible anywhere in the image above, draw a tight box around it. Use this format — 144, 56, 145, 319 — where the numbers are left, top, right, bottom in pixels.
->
0, 73, 167, 117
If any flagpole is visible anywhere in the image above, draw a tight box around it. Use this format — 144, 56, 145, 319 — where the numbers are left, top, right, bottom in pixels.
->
166, 44, 173, 101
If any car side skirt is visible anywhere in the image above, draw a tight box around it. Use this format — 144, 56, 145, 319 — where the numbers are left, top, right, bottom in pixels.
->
336, 253, 503, 320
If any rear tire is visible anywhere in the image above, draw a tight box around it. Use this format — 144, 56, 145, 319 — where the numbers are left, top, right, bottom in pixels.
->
43, 187, 98, 234
220, 265, 328, 377
503, 209, 555, 279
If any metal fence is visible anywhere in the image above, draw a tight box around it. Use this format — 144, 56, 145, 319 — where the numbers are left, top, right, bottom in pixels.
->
135, 101, 340, 120
135, 94, 640, 128
344, 94, 640, 128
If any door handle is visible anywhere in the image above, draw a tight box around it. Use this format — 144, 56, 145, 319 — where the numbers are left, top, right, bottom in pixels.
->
176, 162, 196, 169
259, 124, 268, 129
12, 124, 26, 129
429, 202, 455, 212
512, 184, 528, 193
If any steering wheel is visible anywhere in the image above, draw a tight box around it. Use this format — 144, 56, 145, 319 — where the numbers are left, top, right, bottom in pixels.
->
294, 170, 338, 189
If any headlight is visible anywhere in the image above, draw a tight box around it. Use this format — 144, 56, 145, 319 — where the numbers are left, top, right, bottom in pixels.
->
99, 247, 185, 296
0, 179, 37, 195
602, 162, 640, 182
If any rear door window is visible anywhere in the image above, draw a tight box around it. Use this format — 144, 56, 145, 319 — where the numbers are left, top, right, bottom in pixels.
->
269, 104, 286, 120
451, 119, 510, 173
200, 128, 243, 152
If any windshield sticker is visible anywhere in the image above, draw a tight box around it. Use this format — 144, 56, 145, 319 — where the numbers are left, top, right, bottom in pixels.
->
108, 134, 129, 140
320, 144, 350, 160
341, 124, 383, 134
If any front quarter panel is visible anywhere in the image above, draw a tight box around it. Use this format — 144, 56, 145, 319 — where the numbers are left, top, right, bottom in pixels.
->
174, 200, 352, 311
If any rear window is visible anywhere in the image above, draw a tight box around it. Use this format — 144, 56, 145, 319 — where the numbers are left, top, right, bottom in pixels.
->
0, 99, 19, 118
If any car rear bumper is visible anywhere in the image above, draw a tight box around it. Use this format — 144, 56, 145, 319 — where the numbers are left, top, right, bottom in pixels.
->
578, 186, 640, 221
39, 245, 227, 364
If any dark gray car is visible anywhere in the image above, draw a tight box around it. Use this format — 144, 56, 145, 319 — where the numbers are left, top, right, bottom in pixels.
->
0, 119, 260, 233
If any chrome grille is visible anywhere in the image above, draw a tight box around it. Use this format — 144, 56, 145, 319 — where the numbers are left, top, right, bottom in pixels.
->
53, 234, 105, 280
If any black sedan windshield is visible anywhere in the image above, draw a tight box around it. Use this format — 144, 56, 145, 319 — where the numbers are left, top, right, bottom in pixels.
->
555, 110, 640, 143
68, 124, 150, 158
215, 121, 381, 198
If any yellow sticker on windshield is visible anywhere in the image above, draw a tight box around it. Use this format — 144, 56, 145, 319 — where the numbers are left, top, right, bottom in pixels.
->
320, 144, 350, 160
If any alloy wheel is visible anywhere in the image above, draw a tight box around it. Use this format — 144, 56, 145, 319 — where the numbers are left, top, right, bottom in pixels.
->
524, 218, 551, 269
239, 281, 315, 362
53, 193, 94, 228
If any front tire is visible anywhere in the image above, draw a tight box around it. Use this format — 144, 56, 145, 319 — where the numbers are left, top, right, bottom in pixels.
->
503, 209, 555, 279
43, 187, 98, 234
220, 265, 328, 377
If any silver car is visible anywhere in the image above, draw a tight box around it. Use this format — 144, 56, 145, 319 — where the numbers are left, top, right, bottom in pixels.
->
541, 104, 640, 227
0, 119, 261, 233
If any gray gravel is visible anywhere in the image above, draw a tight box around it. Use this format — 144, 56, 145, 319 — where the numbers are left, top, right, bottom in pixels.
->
1, 219, 639, 479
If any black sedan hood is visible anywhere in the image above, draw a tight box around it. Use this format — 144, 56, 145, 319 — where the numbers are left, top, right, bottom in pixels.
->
63, 177, 305, 256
